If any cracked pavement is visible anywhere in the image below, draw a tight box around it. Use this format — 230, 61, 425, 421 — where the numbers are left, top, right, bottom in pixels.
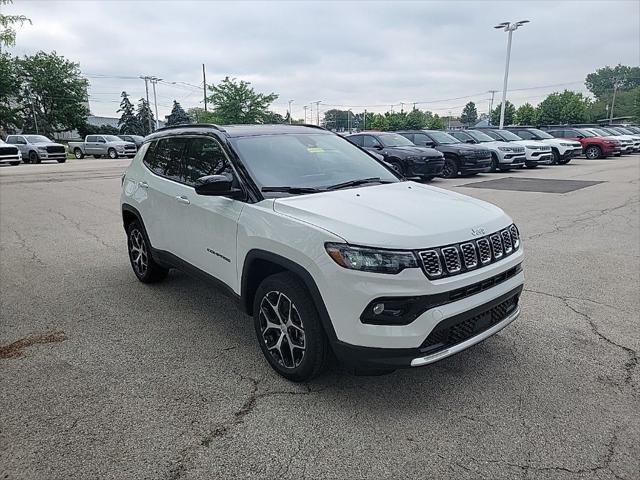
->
1, 156, 639, 479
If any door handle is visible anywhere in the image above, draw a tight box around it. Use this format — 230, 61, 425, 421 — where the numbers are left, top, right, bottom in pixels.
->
138, 181, 149, 189
175, 195, 190, 205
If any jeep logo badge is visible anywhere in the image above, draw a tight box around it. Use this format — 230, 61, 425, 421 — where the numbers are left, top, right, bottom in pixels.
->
471, 227, 486, 236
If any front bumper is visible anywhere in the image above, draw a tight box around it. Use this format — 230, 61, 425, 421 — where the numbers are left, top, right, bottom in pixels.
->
500, 153, 526, 166
459, 156, 492, 173
408, 158, 445, 178
332, 285, 522, 370
561, 148, 582, 160
0, 154, 21, 163
38, 152, 66, 161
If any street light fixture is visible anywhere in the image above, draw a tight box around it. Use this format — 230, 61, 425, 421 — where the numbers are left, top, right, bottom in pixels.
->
494, 20, 530, 129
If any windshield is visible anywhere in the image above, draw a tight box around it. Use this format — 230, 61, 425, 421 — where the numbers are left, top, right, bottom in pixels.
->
616, 127, 633, 135
529, 129, 554, 139
25, 135, 52, 143
576, 129, 595, 137
378, 133, 414, 147
426, 131, 459, 144
493, 130, 523, 141
591, 128, 611, 136
466, 130, 495, 142
231, 133, 399, 190
103, 135, 122, 142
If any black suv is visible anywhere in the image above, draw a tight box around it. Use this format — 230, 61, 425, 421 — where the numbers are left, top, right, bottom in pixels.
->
346, 132, 444, 180
396, 130, 492, 178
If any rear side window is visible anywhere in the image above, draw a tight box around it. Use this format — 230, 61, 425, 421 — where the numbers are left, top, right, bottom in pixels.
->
515, 130, 535, 140
86, 135, 97, 142
547, 130, 562, 138
147, 137, 187, 182
451, 132, 471, 142
348, 135, 363, 146
182, 137, 232, 186
413, 133, 431, 145
399, 133, 414, 142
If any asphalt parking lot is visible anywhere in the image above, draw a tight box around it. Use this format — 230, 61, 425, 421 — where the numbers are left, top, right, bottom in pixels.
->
1, 155, 638, 480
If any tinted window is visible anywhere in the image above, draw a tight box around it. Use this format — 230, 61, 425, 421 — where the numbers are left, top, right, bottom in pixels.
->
86, 136, 97, 142
450, 132, 471, 142
484, 130, 501, 140
398, 133, 414, 142
182, 137, 232, 186
348, 135, 363, 146
413, 133, 432, 145
6, 136, 22, 144
547, 130, 563, 138
515, 130, 536, 140
363, 135, 382, 148
150, 137, 187, 182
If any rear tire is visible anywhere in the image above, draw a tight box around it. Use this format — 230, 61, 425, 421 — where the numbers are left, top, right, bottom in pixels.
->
585, 145, 602, 159
253, 272, 329, 382
126, 220, 169, 283
74, 148, 84, 159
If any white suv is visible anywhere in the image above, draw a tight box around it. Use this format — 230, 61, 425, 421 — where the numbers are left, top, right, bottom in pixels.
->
120, 125, 524, 381
481, 129, 554, 167
448, 129, 526, 171
506, 128, 583, 164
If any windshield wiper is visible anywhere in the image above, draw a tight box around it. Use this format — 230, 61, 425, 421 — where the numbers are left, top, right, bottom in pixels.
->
261, 186, 324, 194
326, 177, 389, 190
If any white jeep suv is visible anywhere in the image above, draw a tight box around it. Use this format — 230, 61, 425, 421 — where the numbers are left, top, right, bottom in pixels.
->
448, 129, 526, 171
481, 129, 554, 168
506, 127, 582, 164
120, 124, 524, 381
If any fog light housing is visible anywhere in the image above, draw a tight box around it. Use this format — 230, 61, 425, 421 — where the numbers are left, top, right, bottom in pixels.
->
372, 303, 385, 315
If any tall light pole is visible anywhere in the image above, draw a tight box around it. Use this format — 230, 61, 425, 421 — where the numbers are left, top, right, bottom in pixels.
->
149, 77, 162, 130
314, 101, 321, 126
494, 20, 529, 129
288, 100, 294, 124
609, 82, 620, 124
303, 105, 308, 124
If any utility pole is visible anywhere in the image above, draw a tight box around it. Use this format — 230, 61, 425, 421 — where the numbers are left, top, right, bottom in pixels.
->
314, 101, 321, 126
609, 82, 620, 124
149, 77, 162, 130
202, 64, 208, 112
488, 90, 498, 124
303, 105, 308, 124
140, 76, 153, 134
288, 100, 294, 124
28, 92, 39, 134
400, 102, 405, 113
347, 109, 352, 132
364, 108, 367, 130
494, 20, 530, 129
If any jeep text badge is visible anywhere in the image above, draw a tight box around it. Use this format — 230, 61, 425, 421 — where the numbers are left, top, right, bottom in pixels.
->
471, 227, 486, 236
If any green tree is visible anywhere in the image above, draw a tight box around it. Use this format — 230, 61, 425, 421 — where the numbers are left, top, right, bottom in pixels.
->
490, 101, 516, 126
0, 52, 20, 133
186, 107, 219, 124
136, 98, 155, 135
206, 76, 278, 124
586, 64, 640, 100
0, 0, 31, 51
17, 51, 89, 136
406, 108, 426, 129
262, 110, 286, 124
166, 100, 190, 126
426, 114, 445, 130
77, 122, 119, 138
460, 102, 478, 126
117, 91, 142, 134
514, 103, 537, 125
370, 113, 388, 131
536, 90, 589, 125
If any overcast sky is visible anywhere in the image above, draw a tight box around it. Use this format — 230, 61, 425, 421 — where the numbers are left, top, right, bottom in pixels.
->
6, 0, 640, 120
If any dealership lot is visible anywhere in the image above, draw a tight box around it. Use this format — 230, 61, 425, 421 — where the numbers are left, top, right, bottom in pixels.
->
1, 157, 638, 479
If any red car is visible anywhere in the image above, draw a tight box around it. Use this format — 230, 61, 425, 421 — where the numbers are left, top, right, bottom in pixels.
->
545, 127, 621, 159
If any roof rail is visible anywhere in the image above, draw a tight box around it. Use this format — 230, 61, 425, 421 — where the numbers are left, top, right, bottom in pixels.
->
152, 123, 227, 133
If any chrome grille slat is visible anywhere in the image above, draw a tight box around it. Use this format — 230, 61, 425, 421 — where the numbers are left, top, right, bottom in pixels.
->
501, 230, 513, 254
476, 238, 492, 264
490, 234, 503, 259
460, 243, 478, 269
419, 250, 442, 277
441, 247, 461, 273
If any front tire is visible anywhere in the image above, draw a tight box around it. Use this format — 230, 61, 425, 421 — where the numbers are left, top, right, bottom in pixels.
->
440, 157, 458, 178
388, 159, 404, 176
108, 148, 118, 159
489, 153, 499, 173
585, 145, 602, 159
29, 151, 40, 164
126, 220, 169, 283
74, 148, 84, 159
551, 149, 560, 165
253, 272, 329, 382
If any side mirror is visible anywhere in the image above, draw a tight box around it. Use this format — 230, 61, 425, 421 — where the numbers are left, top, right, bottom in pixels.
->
373, 144, 383, 150
576, 135, 584, 139
195, 174, 243, 198
424, 141, 436, 147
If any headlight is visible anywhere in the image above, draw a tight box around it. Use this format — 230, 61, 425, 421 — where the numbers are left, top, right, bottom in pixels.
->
325, 243, 419, 274
37, 146, 47, 151
498, 146, 512, 152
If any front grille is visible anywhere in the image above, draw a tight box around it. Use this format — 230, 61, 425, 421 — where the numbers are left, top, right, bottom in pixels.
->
418, 224, 520, 280
420, 293, 520, 353
46, 145, 65, 154
0, 147, 18, 155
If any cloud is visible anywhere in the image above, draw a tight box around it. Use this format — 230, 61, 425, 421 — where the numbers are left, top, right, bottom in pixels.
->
6, 0, 639, 119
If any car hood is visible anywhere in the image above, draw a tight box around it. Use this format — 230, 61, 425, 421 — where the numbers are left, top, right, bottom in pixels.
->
111, 141, 135, 147
442, 143, 487, 152
34, 142, 65, 148
385, 145, 442, 157
272, 181, 510, 249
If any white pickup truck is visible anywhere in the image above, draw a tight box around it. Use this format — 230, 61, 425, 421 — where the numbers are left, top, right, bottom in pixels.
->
68, 135, 137, 159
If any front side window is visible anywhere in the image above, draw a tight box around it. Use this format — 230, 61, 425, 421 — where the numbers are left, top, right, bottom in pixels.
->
182, 137, 232, 186
413, 133, 433, 145
529, 129, 553, 139
494, 130, 523, 142
348, 135, 363, 146
363, 135, 382, 148
377, 133, 414, 147
230, 133, 398, 189
466, 130, 495, 142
